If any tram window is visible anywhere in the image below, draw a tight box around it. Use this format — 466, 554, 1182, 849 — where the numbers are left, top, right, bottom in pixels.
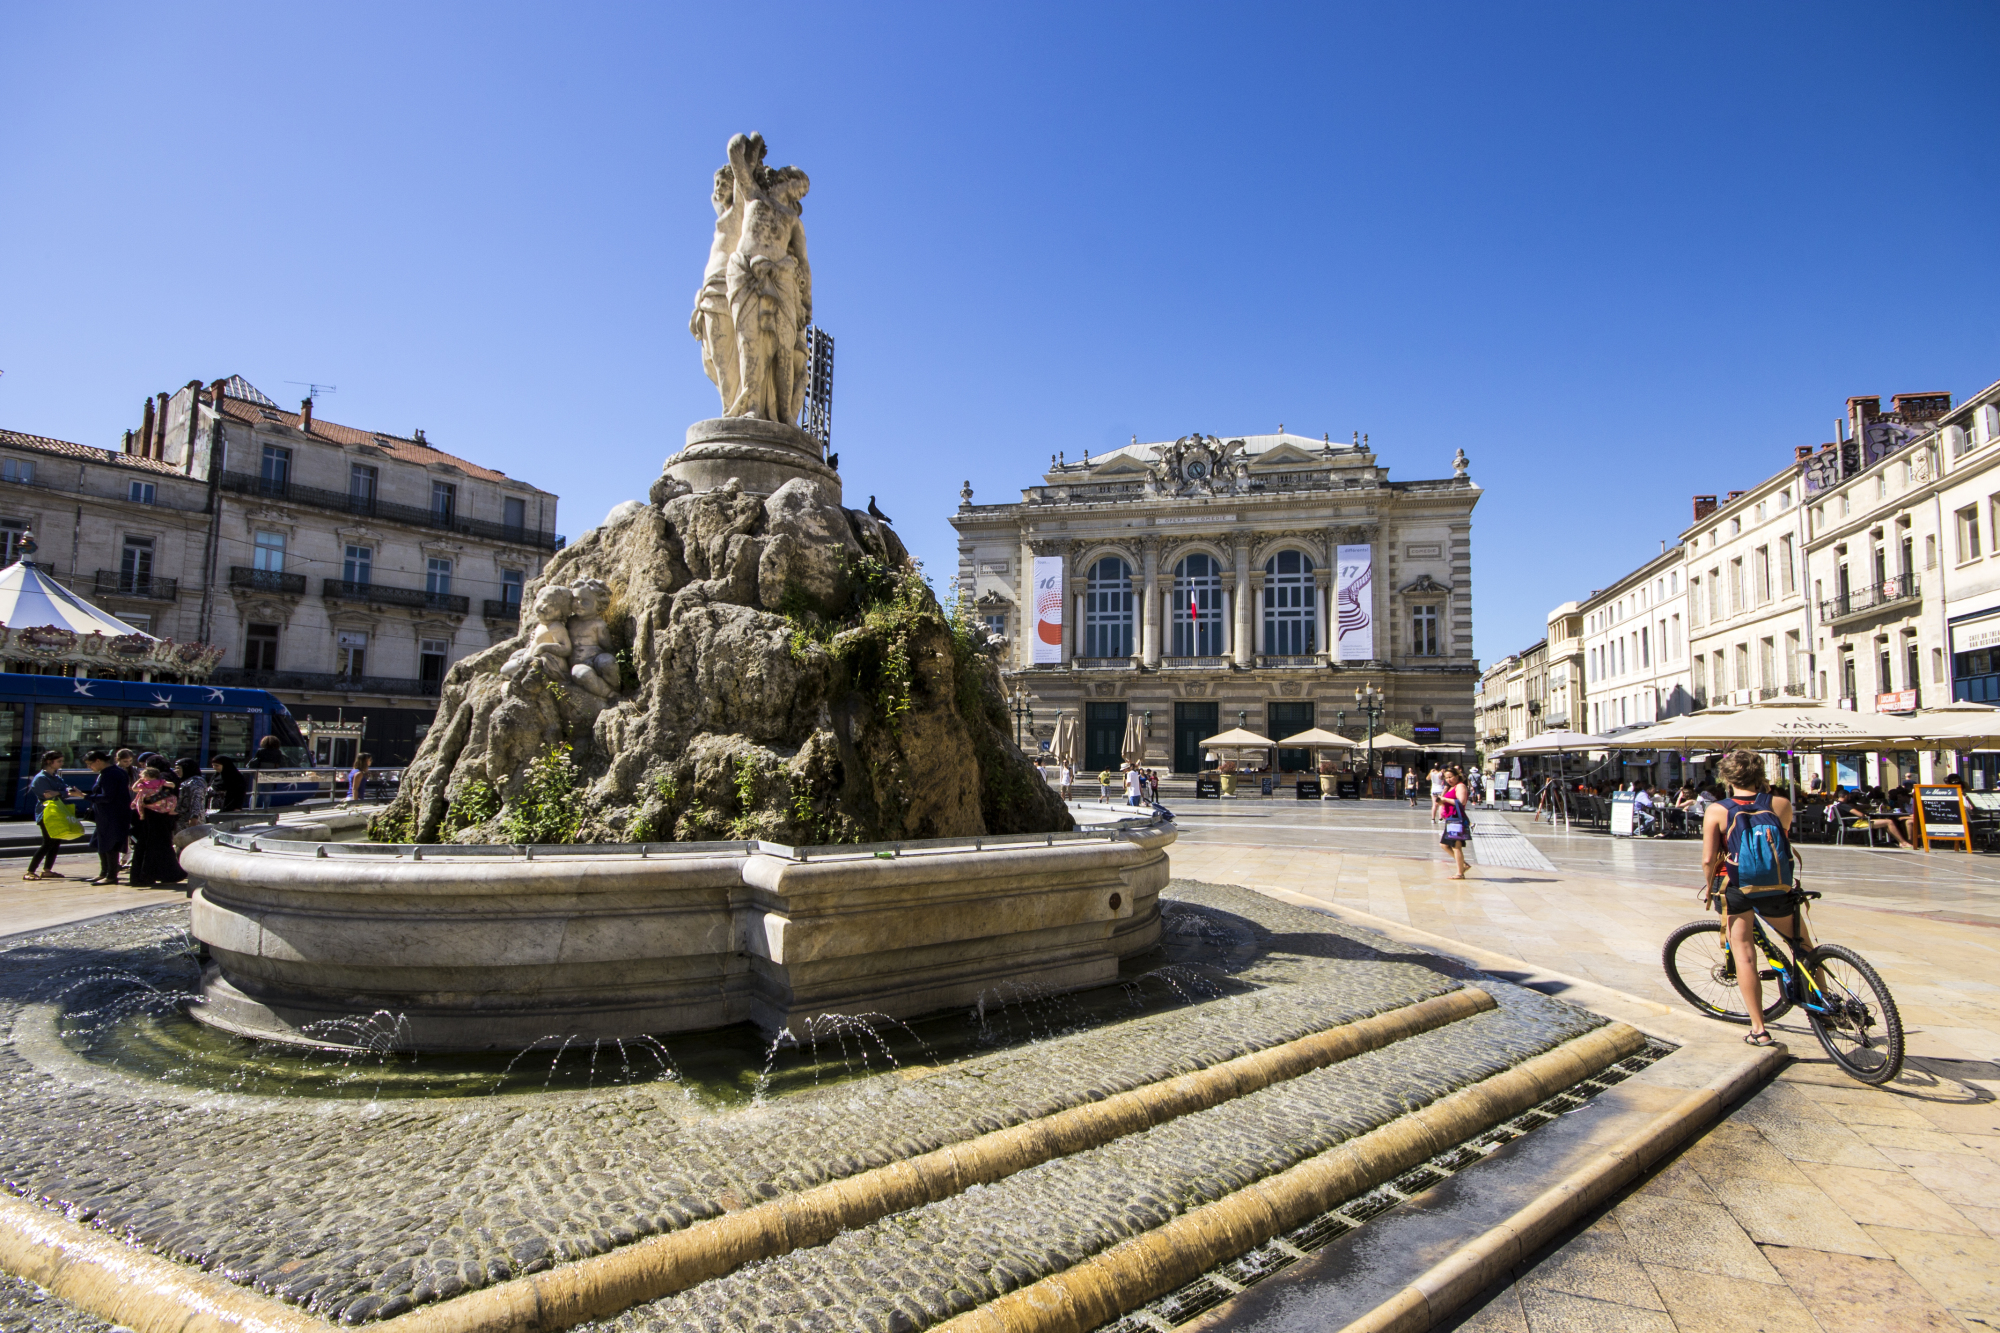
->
122, 711, 203, 762
0, 701, 20, 783
210, 714, 253, 764
34, 705, 121, 757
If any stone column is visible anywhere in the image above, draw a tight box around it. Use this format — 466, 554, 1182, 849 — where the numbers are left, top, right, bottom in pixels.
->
1314, 571, 1332, 656
1018, 536, 1036, 671
1219, 587, 1232, 658
1071, 587, 1084, 662
1233, 541, 1253, 668
1141, 538, 1160, 667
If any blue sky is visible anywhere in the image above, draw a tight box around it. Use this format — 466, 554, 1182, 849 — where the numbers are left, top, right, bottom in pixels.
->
3, 2, 1996, 659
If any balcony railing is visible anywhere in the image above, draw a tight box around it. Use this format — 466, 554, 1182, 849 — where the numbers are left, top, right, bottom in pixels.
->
1162, 656, 1230, 669
220, 472, 564, 552
211, 667, 441, 698
1819, 573, 1920, 625
482, 599, 521, 621
324, 578, 470, 615
94, 570, 178, 601
1257, 654, 1320, 668
229, 566, 307, 596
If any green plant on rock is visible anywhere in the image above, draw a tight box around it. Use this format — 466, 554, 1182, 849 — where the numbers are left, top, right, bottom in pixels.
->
444, 778, 500, 836
366, 806, 413, 844
501, 744, 586, 845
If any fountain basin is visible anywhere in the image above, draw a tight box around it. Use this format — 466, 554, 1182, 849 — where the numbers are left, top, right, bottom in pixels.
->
180, 820, 1170, 1051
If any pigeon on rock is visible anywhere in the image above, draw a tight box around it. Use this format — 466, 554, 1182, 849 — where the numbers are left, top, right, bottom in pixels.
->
868, 496, 893, 525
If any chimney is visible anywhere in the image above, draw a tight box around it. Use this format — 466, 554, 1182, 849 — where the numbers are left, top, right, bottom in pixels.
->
152, 392, 170, 458
1727, 490, 1746, 503
1891, 392, 1952, 422
122, 429, 135, 454
1693, 495, 1718, 522
138, 397, 155, 456
300, 397, 313, 432
1795, 445, 1813, 461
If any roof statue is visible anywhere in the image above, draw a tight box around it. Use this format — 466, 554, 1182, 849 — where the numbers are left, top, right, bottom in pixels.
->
690, 133, 812, 423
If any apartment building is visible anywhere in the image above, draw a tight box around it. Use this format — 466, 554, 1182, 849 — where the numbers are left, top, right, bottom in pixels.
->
1580, 544, 1690, 732
1542, 602, 1583, 732
1682, 468, 1811, 710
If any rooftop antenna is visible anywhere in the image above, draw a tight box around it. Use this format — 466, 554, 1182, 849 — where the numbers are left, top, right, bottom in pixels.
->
284, 381, 338, 400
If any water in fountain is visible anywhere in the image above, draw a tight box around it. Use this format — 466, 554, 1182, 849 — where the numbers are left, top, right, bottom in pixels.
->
51, 904, 1258, 1103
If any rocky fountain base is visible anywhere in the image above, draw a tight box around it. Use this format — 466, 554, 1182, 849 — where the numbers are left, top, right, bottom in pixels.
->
182, 414, 1109, 1051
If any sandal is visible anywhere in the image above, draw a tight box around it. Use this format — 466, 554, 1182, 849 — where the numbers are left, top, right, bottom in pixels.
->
21, 871, 40, 880
1744, 1031, 1776, 1047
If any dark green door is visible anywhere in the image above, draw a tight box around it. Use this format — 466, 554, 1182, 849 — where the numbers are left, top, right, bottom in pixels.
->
1269, 701, 1314, 772
1174, 702, 1219, 773
1084, 702, 1127, 772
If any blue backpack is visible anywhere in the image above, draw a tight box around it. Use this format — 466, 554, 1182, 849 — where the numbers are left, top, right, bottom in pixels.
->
1724, 795, 1794, 888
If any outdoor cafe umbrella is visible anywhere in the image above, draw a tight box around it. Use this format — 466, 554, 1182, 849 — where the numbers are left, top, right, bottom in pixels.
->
1049, 712, 1081, 768
1894, 702, 2000, 748
1606, 701, 1917, 753
1120, 711, 1146, 765
1275, 727, 1359, 751
1357, 730, 1421, 753
1488, 730, 1612, 759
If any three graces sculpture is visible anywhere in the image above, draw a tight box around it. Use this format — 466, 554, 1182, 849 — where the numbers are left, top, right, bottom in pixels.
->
690, 133, 812, 424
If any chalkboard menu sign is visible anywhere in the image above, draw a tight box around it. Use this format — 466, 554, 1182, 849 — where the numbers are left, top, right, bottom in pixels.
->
1296, 778, 1322, 799
1195, 775, 1221, 800
1916, 784, 1969, 849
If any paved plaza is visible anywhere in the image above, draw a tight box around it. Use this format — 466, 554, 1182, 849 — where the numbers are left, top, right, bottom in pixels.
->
3, 804, 1996, 1332
1153, 799, 2000, 1332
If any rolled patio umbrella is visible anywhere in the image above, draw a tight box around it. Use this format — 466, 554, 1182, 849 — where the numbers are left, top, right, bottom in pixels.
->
1049, 713, 1081, 768
1121, 711, 1146, 765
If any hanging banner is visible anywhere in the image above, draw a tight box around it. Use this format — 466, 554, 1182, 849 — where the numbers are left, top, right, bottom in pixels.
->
1031, 556, 1065, 664
1335, 544, 1373, 661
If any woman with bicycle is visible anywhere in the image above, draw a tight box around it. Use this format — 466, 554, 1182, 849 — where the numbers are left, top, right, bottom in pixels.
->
1701, 749, 1809, 1047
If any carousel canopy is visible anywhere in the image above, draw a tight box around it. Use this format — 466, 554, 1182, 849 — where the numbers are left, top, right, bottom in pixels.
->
0, 559, 152, 639
0, 555, 223, 677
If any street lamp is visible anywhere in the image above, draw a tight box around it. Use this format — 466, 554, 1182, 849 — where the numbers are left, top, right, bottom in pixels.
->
1011, 688, 1034, 751
1354, 684, 1385, 797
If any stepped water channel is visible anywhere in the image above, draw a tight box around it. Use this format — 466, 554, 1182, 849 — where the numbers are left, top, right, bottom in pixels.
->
0, 877, 1649, 1333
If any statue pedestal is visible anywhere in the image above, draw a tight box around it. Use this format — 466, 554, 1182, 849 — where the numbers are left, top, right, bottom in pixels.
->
662, 417, 840, 503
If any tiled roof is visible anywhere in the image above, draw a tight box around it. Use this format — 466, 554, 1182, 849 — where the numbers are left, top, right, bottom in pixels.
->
218, 379, 541, 491
0, 428, 188, 477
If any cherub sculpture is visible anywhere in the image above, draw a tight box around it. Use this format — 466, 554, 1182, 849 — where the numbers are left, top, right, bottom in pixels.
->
566, 578, 621, 700
499, 585, 573, 683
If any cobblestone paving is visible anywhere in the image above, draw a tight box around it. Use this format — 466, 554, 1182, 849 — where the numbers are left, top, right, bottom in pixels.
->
0, 883, 1512, 1327
583, 897, 1606, 1333
0, 1275, 114, 1333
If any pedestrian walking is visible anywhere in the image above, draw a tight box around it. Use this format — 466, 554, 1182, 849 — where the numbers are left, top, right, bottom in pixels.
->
1123, 762, 1145, 807
25, 750, 78, 880
1436, 765, 1472, 880
77, 750, 132, 885
347, 753, 373, 803
1428, 766, 1447, 821
1404, 768, 1420, 806
1058, 761, 1074, 803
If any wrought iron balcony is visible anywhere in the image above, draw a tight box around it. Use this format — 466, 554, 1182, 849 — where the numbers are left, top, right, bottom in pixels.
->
220, 471, 564, 552
94, 570, 178, 601
323, 578, 470, 615
229, 566, 307, 596
1819, 573, 1920, 626
1162, 656, 1231, 669
1257, 654, 1320, 668
482, 599, 521, 621
211, 667, 441, 698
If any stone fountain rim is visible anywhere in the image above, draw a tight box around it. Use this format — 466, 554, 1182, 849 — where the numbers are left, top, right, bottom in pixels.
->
207, 813, 1173, 864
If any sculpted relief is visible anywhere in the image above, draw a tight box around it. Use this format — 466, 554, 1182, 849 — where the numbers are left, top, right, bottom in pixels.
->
690, 133, 812, 423
1145, 433, 1251, 498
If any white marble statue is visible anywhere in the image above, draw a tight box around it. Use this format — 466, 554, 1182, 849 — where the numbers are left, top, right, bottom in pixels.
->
566, 578, 622, 700
690, 132, 811, 423
500, 585, 574, 683
690, 165, 743, 412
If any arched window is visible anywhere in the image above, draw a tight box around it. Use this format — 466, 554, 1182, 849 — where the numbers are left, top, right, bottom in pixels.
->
1172, 554, 1224, 657
1263, 550, 1316, 654
1084, 557, 1133, 658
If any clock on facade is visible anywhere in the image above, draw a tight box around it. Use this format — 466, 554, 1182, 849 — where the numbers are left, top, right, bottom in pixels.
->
1184, 460, 1209, 479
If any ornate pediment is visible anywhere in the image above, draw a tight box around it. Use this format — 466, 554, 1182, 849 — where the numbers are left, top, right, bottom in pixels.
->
1091, 456, 1151, 477
1402, 573, 1453, 596
1145, 433, 1252, 498
1248, 442, 1322, 468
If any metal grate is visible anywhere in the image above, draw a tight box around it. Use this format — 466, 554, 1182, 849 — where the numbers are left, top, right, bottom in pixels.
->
1091, 1039, 1675, 1332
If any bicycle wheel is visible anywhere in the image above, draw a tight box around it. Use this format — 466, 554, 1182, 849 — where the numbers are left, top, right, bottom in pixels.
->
1662, 919, 1792, 1025
1803, 944, 1904, 1085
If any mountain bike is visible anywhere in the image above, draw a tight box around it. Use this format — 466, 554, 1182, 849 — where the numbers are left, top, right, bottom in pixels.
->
1662, 889, 1904, 1085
